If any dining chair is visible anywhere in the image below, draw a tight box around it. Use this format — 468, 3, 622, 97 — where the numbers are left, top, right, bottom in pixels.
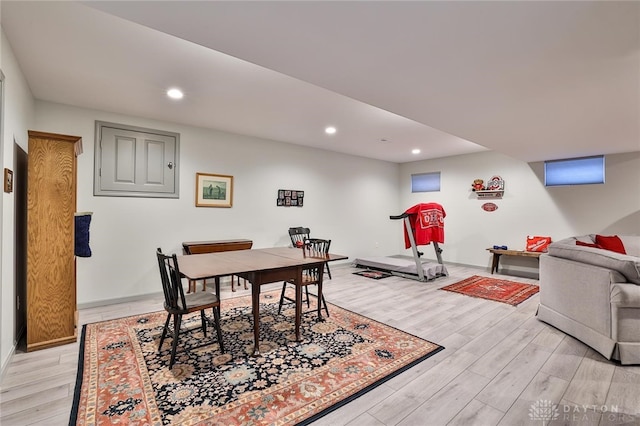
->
156, 248, 225, 369
289, 227, 332, 279
288, 227, 310, 247
278, 238, 331, 317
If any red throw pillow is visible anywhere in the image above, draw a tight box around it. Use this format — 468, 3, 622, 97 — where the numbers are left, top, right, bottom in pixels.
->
595, 234, 627, 255
576, 241, 602, 249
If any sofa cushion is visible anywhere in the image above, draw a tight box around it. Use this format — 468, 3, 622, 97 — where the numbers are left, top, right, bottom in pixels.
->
548, 236, 640, 285
611, 283, 640, 306
595, 234, 626, 255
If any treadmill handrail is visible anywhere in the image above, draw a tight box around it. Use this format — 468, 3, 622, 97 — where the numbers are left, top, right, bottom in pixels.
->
389, 213, 409, 220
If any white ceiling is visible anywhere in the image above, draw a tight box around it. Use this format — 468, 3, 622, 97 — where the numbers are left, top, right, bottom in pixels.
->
2, 1, 638, 164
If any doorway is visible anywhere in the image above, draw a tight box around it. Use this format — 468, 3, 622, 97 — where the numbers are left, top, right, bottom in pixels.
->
14, 143, 27, 345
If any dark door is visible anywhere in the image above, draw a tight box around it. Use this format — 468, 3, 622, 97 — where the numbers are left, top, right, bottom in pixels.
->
15, 143, 27, 343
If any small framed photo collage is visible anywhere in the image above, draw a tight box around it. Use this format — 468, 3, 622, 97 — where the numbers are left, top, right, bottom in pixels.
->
277, 189, 304, 207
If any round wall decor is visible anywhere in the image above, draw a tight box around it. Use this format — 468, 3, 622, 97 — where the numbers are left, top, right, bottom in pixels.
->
482, 202, 498, 212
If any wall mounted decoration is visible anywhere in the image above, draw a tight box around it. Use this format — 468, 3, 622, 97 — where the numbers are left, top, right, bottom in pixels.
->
277, 189, 304, 207
196, 173, 233, 208
74, 212, 93, 257
472, 175, 504, 199
4, 168, 13, 193
482, 202, 498, 212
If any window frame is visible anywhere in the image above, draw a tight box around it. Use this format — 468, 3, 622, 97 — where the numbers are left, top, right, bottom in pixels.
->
544, 155, 605, 187
411, 171, 441, 193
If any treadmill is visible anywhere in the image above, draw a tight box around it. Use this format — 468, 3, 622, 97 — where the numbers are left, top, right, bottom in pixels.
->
353, 204, 448, 282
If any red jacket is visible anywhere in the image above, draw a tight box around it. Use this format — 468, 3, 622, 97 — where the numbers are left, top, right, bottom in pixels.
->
403, 203, 445, 248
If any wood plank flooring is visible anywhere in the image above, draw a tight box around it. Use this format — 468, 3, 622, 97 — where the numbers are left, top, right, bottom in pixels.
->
1, 263, 639, 425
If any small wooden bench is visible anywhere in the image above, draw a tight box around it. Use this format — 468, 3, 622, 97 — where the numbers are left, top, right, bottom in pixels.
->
486, 248, 541, 274
182, 239, 253, 292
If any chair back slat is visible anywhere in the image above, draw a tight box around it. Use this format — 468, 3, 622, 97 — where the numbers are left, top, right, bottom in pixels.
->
301, 238, 330, 282
156, 248, 172, 305
303, 238, 331, 258
289, 227, 310, 247
303, 261, 325, 282
156, 248, 188, 312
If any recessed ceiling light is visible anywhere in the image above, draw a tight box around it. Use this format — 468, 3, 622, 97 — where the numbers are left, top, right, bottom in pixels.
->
412, 149, 421, 154
325, 126, 337, 135
167, 88, 184, 100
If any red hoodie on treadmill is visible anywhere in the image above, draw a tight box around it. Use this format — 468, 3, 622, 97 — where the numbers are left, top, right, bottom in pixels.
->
402, 203, 445, 249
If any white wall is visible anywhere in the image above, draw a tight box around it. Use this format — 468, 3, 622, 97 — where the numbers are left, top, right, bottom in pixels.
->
3, 26, 640, 376
400, 150, 640, 273
1, 27, 36, 374
34, 101, 401, 305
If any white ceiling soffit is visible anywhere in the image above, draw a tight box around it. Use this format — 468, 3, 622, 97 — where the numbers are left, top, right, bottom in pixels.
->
4, 2, 639, 164
83, 1, 640, 163
0, 1, 486, 164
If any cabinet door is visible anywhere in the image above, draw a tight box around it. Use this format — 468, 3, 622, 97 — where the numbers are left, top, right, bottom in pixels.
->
27, 132, 78, 351
95, 122, 179, 198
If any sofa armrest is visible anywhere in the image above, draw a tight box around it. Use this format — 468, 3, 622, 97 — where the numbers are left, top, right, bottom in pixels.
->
540, 254, 625, 338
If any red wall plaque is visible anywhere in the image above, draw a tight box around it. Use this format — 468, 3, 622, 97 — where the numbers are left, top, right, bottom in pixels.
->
482, 202, 498, 212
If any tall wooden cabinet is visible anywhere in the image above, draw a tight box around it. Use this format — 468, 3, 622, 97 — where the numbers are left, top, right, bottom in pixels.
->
27, 131, 82, 351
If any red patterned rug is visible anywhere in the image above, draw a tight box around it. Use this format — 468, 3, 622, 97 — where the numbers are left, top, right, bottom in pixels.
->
440, 275, 539, 306
353, 270, 393, 280
70, 290, 443, 425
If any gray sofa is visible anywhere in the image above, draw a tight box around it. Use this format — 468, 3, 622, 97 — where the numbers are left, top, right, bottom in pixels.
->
538, 234, 640, 364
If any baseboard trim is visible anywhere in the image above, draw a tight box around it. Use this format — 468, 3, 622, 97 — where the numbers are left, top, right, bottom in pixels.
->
76, 261, 502, 311
0, 343, 17, 384
78, 263, 353, 310
78, 291, 163, 310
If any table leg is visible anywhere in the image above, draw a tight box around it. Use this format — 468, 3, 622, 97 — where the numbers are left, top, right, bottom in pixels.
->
317, 263, 325, 321
251, 280, 261, 356
214, 277, 222, 319
491, 253, 501, 274
295, 268, 302, 342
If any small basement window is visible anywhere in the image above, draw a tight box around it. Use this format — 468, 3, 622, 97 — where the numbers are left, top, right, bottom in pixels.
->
544, 155, 605, 186
411, 172, 441, 193
94, 121, 180, 198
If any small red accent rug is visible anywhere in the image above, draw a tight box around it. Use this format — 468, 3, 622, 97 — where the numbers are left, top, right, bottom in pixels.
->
353, 270, 393, 280
70, 290, 443, 425
440, 275, 539, 306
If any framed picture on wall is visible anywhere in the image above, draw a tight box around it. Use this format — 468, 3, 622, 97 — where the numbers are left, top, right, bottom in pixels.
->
4, 168, 13, 193
196, 173, 233, 207
277, 188, 304, 207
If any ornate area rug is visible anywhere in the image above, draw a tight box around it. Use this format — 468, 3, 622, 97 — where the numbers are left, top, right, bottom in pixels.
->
70, 290, 443, 425
440, 275, 539, 306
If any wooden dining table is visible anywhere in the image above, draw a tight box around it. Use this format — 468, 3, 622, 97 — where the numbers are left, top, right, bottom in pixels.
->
176, 247, 348, 356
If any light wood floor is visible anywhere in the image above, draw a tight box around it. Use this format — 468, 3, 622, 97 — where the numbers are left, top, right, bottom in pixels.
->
1, 263, 639, 425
